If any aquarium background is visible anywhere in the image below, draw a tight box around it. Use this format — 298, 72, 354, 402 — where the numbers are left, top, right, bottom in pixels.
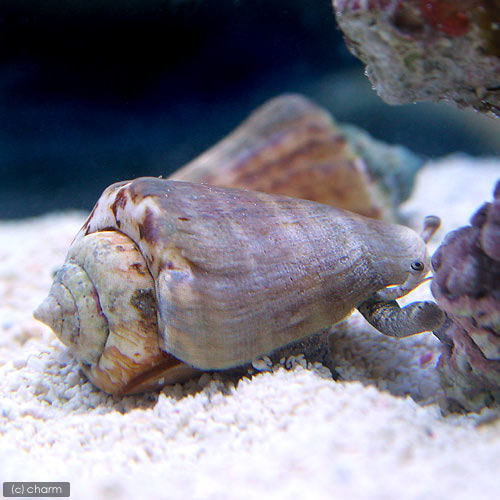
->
1, 0, 500, 218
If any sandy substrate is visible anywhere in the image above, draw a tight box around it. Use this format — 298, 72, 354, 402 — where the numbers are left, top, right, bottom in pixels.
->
1, 156, 500, 500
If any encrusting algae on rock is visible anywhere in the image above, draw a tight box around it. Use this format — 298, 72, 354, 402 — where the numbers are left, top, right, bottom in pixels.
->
332, 0, 500, 116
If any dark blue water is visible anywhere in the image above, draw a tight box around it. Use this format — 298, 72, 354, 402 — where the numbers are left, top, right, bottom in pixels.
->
1, 1, 498, 218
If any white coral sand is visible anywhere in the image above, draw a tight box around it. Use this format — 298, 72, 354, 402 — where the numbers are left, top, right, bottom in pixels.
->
0, 156, 499, 500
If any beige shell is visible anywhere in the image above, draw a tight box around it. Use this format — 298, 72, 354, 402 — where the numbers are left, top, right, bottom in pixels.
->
35, 178, 443, 395
170, 94, 394, 219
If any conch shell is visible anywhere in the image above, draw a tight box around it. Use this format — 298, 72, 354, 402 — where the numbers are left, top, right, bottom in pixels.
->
35, 178, 443, 395
170, 94, 420, 220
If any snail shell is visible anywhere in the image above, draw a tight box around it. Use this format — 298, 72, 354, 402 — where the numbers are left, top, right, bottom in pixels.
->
170, 94, 395, 219
35, 178, 442, 395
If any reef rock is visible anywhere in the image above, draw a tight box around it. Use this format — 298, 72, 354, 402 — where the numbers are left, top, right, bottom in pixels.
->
332, 0, 500, 116
432, 180, 500, 412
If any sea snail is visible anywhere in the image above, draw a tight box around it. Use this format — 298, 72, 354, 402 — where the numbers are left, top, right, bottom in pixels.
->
34, 178, 444, 395
170, 93, 401, 220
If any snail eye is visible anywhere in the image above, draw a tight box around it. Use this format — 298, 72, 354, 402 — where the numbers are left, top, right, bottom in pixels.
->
411, 260, 425, 272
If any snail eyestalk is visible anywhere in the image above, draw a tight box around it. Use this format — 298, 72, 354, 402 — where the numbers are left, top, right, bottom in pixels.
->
421, 215, 441, 244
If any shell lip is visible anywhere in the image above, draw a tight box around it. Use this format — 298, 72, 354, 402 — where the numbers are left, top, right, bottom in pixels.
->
114, 354, 202, 396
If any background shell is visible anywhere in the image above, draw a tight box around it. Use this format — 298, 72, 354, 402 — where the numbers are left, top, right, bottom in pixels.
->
170, 94, 423, 220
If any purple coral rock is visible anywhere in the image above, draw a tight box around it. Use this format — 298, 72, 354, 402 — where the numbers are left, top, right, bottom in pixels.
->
482, 199, 500, 260
332, 0, 500, 116
431, 180, 500, 412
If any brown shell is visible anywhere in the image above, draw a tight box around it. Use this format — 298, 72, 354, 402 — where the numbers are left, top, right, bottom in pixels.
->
170, 94, 392, 219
